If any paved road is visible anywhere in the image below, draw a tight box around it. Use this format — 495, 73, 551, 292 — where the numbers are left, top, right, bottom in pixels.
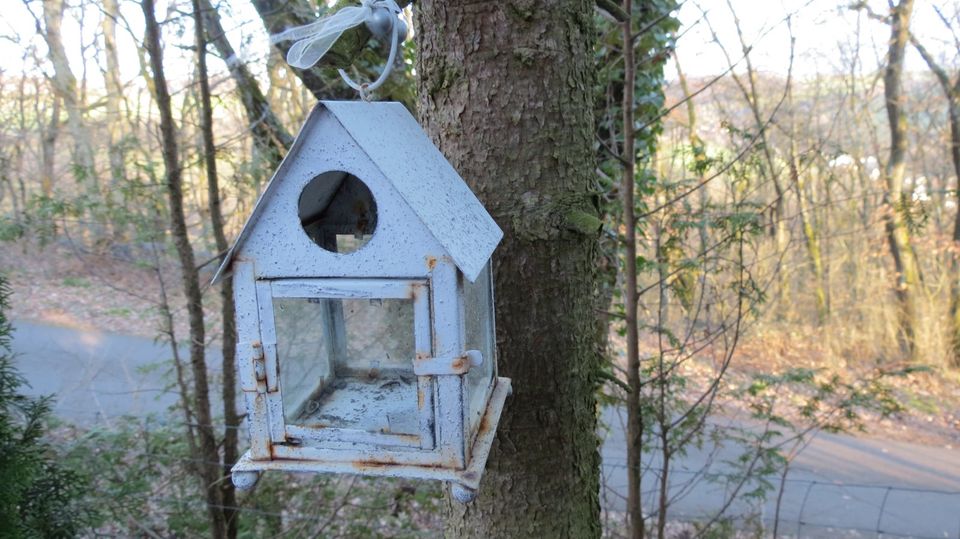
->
10, 319, 221, 425
11, 319, 960, 537
600, 400, 960, 537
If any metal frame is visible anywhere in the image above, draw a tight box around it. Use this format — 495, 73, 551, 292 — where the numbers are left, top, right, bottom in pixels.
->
221, 102, 511, 498
233, 376, 512, 490
462, 261, 499, 451
256, 277, 438, 455
233, 259, 507, 482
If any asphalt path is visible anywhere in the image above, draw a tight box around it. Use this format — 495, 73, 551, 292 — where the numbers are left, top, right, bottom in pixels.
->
9, 319, 220, 425
601, 407, 960, 538
11, 319, 960, 537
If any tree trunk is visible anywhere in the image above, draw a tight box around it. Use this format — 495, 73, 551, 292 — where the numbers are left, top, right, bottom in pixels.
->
788, 142, 828, 324
621, 1, 644, 537
41, 0, 97, 203
912, 35, 960, 367
416, 2, 603, 537
141, 1, 226, 536
193, 1, 240, 537
882, 0, 920, 359
39, 94, 60, 199
197, 0, 291, 161
101, 0, 126, 240
952, 100, 960, 367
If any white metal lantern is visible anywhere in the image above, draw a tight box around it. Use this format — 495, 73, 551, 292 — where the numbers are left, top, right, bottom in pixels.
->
212, 101, 510, 502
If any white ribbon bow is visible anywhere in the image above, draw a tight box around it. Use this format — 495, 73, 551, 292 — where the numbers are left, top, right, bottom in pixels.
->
271, 0, 401, 70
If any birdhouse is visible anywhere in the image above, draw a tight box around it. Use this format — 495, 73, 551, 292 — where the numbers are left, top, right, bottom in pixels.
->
212, 101, 510, 502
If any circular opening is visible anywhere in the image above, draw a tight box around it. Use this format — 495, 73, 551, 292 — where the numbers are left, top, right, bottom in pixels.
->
298, 171, 378, 254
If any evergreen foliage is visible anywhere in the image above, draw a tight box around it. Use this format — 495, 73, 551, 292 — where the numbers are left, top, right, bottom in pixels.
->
0, 274, 89, 538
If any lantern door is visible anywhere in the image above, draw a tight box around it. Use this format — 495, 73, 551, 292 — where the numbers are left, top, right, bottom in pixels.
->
462, 262, 498, 448
256, 278, 436, 452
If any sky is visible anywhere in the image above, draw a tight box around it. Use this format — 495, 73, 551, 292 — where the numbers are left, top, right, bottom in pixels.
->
672, 0, 960, 81
1, 0, 958, 91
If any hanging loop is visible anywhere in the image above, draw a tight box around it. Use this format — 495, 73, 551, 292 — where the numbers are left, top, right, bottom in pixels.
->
270, 0, 405, 100
338, 12, 400, 101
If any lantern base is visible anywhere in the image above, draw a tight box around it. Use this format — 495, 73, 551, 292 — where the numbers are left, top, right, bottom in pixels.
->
232, 376, 512, 493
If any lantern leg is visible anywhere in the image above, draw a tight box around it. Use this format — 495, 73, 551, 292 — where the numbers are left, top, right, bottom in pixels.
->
450, 482, 477, 503
232, 470, 260, 491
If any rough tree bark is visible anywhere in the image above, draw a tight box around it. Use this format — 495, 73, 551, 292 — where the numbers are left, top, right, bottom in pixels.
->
416, 2, 603, 537
141, 1, 226, 536
882, 0, 921, 358
193, 1, 240, 537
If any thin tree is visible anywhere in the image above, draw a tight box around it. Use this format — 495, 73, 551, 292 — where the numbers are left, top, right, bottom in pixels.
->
100, 0, 127, 238
910, 18, 960, 367
700, 0, 792, 310
141, 1, 226, 536
197, 0, 292, 161
35, 0, 98, 214
881, 0, 921, 358
782, 25, 829, 324
621, 0, 644, 536
192, 0, 240, 536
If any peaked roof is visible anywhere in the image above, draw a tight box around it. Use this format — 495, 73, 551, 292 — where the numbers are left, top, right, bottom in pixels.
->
212, 100, 502, 284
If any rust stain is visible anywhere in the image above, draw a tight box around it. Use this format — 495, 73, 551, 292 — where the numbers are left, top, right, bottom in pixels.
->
425, 256, 437, 271
476, 412, 492, 438
416, 352, 430, 360
418, 387, 425, 409
351, 457, 398, 471
451, 357, 466, 371
407, 282, 421, 300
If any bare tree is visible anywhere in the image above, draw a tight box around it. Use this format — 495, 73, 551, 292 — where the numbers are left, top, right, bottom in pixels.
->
193, 0, 240, 536
141, 1, 226, 536
881, 0, 921, 358
910, 12, 960, 366
36, 0, 97, 208
197, 0, 292, 161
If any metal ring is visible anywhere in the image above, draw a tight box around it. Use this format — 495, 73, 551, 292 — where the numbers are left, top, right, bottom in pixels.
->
338, 9, 400, 100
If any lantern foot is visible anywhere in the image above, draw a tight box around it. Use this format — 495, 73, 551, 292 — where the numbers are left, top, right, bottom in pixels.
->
232, 470, 260, 491
450, 483, 476, 503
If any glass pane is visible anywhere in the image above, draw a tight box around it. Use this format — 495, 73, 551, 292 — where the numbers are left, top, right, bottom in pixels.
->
464, 263, 496, 438
274, 296, 420, 436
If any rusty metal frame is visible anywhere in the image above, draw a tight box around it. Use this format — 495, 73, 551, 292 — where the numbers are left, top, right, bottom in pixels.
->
256, 277, 437, 452
233, 376, 511, 490
221, 101, 512, 498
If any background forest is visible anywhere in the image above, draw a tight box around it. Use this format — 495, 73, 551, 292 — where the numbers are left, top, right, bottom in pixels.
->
0, 0, 958, 537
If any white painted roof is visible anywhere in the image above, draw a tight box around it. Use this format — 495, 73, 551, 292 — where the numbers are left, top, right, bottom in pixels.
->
213, 101, 502, 283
